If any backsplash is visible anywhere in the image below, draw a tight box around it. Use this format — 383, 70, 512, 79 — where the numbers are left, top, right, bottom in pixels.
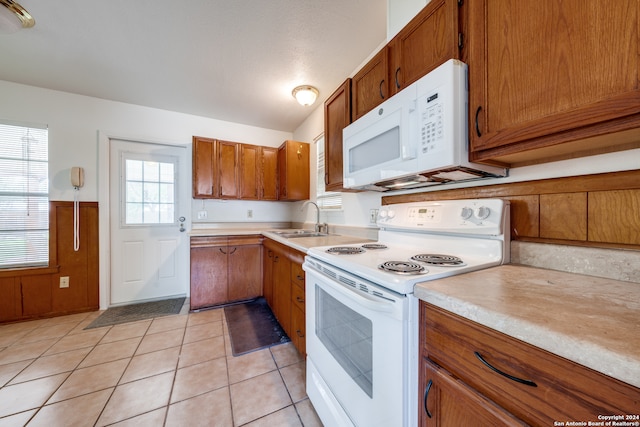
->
512, 241, 640, 284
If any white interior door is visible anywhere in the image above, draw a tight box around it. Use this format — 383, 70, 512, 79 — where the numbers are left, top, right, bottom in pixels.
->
109, 139, 189, 306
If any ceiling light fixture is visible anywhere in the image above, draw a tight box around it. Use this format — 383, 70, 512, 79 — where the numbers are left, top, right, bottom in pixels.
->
292, 85, 319, 107
0, 0, 35, 34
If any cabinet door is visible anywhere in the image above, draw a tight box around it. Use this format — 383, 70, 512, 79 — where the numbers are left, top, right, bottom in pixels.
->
271, 247, 292, 334
389, 0, 459, 94
192, 136, 217, 198
278, 140, 309, 201
190, 238, 228, 309
227, 243, 262, 301
218, 140, 239, 199
323, 79, 351, 191
420, 359, 525, 427
290, 303, 306, 356
261, 147, 278, 200
468, 0, 640, 165
239, 144, 260, 200
263, 244, 275, 307
352, 47, 389, 121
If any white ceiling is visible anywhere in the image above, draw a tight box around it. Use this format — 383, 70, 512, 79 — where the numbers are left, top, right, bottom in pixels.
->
0, 1, 387, 132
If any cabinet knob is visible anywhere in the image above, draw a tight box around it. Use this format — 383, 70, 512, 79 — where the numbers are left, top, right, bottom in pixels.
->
296, 296, 304, 303
296, 330, 304, 338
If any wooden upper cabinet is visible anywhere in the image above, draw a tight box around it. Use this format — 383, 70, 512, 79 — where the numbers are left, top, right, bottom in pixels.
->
194, 138, 281, 201
218, 140, 240, 199
389, 0, 460, 95
278, 140, 310, 201
352, 47, 389, 121
240, 144, 260, 200
261, 146, 278, 200
467, 0, 640, 166
323, 79, 351, 191
192, 136, 217, 198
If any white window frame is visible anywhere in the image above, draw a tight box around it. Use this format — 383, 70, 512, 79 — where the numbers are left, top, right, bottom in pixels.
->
0, 120, 49, 269
120, 152, 178, 227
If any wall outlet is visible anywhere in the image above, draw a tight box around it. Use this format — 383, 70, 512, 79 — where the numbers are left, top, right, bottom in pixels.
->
247, 209, 253, 218
197, 210, 208, 219
370, 209, 379, 223
59, 276, 69, 288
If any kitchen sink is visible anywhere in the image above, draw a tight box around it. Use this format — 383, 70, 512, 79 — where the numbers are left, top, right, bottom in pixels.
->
272, 230, 329, 238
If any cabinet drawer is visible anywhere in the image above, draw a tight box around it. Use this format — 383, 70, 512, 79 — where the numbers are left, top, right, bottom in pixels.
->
291, 281, 305, 312
422, 302, 640, 426
291, 262, 305, 286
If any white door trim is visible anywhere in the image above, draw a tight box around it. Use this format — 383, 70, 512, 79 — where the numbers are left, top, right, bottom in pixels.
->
97, 131, 191, 309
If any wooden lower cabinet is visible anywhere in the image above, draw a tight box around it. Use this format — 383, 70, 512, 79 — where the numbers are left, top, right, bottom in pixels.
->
190, 235, 262, 310
263, 238, 306, 355
419, 301, 640, 425
420, 359, 524, 427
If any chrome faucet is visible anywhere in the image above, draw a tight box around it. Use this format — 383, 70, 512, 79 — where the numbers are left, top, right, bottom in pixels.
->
302, 201, 327, 233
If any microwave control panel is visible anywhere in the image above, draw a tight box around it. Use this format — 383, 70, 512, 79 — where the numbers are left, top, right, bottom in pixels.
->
419, 91, 444, 154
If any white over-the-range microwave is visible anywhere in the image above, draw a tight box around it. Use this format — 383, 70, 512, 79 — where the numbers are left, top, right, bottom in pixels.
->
342, 59, 507, 191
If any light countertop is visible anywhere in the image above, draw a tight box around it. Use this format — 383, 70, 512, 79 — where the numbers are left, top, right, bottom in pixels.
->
190, 227, 373, 253
414, 264, 640, 389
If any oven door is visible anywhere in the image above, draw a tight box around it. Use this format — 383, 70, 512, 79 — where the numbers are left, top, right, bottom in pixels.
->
304, 265, 414, 427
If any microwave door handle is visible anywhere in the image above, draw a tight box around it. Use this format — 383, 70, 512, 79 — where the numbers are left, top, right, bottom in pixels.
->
402, 100, 418, 160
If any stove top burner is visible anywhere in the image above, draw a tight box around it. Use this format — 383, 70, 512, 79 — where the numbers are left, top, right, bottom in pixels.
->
326, 246, 366, 255
361, 243, 388, 250
378, 261, 426, 275
411, 254, 464, 266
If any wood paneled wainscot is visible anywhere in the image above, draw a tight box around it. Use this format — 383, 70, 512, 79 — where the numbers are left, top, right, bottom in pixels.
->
382, 170, 640, 249
190, 235, 262, 310
0, 201, 99, 323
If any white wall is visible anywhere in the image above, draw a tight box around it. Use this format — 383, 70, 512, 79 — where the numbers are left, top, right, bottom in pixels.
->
387, 0, 429, 39
0, 80, 293, 207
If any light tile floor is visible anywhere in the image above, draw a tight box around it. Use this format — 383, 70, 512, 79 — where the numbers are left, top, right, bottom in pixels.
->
0, 302, 323, 427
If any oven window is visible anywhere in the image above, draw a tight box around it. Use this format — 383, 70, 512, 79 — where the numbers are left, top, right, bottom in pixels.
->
316, 286, 373, 397
348, 126, 400, 173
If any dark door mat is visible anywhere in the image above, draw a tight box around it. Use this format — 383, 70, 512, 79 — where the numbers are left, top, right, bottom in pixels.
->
224, 297, 290, 356
84, 297, 186, 329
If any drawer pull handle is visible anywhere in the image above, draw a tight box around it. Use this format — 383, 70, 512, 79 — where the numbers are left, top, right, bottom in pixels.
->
296, 330, 304, 338
423, 379, 433, 418
296, 275, 304, 281
475, 106, 483, 137
296, 296, 304, 303
474, 351, 537, 387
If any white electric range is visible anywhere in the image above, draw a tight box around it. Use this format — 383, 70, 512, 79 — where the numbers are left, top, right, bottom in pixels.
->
303, 199, 510, 427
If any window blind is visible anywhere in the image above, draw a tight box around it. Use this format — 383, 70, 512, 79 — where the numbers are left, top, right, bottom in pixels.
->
0, 121, 49, 268
316, 135, 342, 210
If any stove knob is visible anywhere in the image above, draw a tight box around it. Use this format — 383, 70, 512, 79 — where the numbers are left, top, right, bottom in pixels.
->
460, 207, 473, 220
379, 210, 388, 219
387, 210, 396, 218
474, 206, 491, 220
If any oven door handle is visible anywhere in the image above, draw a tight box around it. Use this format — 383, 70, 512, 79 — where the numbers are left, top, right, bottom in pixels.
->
315, 274, 396, 313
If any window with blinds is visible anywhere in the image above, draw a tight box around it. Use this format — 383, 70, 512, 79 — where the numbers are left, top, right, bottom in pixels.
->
0, 121, 49, 268
316, 135, 342, 210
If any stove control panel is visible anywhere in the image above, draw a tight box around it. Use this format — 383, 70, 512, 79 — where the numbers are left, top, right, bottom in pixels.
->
377, 199, 508, 235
